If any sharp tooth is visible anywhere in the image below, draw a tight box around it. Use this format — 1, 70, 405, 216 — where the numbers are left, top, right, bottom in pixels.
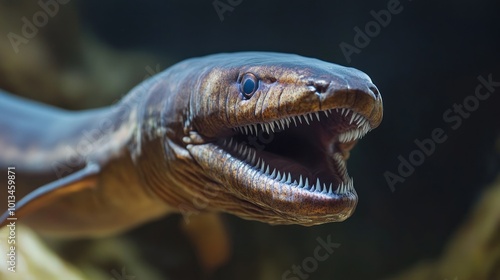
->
265, 165, 270, 174
335, 108, 339, 113
251, 151, 256, 164
322, 183, 327, 193
336, 183, 343, 194
364, 123, 371, 133
265, 123, 270, 134
292, 116, 298, 126
279, 119, 286, 130
328, 183, 333, 194
341, 108, 346, 116
358, 119, 366, 128
349, 114, 356, 124
315, 112, 320, 121
304, 178, 309, 189
275, 120, 281, 130
270, 122, 275, 133
298, 176, 303, 187
247, 125, 253, 134
293, 180, 298, 185
228, 138, 234, 148
286, 173, 292, 183
260, 161, 265, 173
285, 118, 291, 128
276, 171, 281, 181
323, 110, 329, 117
304, 115, 310, 125
360, 121, 366, 129
271, 169, 276, 178
309, 113, 314, 121
328, 109, 332, 114
315, 178, 321, 192
281, 174, 287, 183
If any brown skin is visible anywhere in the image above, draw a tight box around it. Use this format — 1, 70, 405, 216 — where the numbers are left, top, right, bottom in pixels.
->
0, 52, 382, 237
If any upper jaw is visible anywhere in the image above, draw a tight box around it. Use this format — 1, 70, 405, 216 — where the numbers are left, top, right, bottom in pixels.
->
234, 106, 373, 143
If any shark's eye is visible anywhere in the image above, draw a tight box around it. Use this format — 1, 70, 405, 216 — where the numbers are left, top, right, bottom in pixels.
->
240, 73, 259, 99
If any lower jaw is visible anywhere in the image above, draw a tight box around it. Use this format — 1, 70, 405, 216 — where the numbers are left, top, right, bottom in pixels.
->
187, 143, 358, 224
220, 137, 349, 187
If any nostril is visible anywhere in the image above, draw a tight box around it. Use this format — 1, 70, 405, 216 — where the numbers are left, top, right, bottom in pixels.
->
314, 81, 330, 94
369, 86, 380, 98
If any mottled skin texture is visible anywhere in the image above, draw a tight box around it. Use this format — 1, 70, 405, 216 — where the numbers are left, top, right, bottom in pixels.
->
0, 52, 382, 237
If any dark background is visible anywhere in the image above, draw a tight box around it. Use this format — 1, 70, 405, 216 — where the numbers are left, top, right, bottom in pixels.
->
2, 0, 500, 279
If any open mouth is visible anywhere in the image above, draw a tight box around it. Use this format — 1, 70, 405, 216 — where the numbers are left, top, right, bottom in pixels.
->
216, 107, 372, 197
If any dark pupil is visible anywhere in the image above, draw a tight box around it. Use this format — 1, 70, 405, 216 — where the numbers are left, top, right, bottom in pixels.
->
243, 78, 255, 95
